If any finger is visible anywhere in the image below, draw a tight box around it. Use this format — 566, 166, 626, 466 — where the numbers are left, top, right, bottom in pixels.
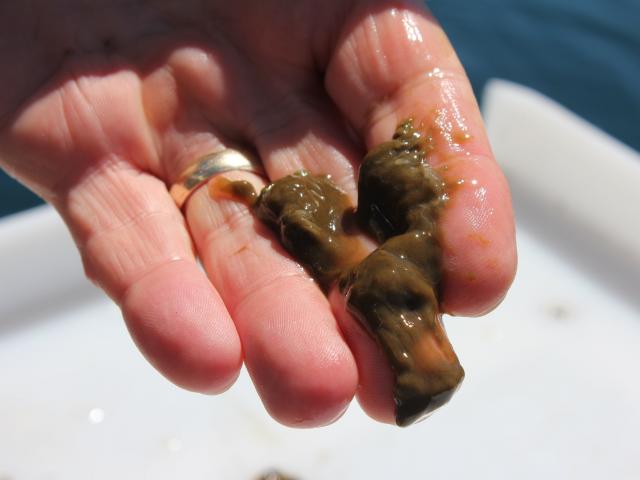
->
325, 2, 517, 316
185, 167, 358, 427
329, 288, 395, 424
155, 44, 359, 426
320, 2, 516, 423
1, 63, 244, 394
237, 83, 391, 424
240, 97, 400, 423
58, 163, 242, 393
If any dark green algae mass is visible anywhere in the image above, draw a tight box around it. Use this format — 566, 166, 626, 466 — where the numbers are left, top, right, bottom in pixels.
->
252, 119, 464, 426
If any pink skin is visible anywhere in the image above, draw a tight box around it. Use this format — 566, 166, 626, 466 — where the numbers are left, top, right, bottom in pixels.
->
0, 0, 516, 426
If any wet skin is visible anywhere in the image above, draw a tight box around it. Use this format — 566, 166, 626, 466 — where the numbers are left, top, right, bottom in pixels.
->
229, 120, 464, 426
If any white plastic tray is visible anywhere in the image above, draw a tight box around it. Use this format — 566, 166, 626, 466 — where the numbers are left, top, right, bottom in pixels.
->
1, 81, 639, 479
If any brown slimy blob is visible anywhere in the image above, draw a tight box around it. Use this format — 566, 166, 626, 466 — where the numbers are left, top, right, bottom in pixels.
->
452, 130, 472, 144
343, 119, 464, 426
254, 171, 363, 290
213, 120, 464, 426
208, 176, 257, 206
357, 119, 444, 242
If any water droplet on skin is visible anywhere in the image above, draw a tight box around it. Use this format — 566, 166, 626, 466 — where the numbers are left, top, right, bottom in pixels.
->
427, 67, 444, 79
401, 10, 424, 43
474, 187, 488, 202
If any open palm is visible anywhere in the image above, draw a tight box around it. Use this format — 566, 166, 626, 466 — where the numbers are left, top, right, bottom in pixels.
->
0, 0, 516, 426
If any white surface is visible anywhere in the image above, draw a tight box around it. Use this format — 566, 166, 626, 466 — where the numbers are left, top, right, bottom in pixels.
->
0, 206, 93, 326
1, 82, 639, 479
484, 79, 640, 270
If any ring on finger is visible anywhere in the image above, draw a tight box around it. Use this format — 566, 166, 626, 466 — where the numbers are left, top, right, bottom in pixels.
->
169, 148, 265, 209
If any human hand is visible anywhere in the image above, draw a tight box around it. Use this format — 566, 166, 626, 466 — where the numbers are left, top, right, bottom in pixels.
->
0, 0, 516, 426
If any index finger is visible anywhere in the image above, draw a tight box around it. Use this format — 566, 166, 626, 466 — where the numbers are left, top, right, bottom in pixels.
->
325, 1, 516, 316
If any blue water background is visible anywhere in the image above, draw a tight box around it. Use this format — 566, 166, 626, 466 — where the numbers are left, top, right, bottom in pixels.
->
429, 0, 640, 148
1, 0, 638, 217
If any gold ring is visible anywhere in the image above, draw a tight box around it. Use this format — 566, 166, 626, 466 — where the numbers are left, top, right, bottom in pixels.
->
169, 148, 264, 208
